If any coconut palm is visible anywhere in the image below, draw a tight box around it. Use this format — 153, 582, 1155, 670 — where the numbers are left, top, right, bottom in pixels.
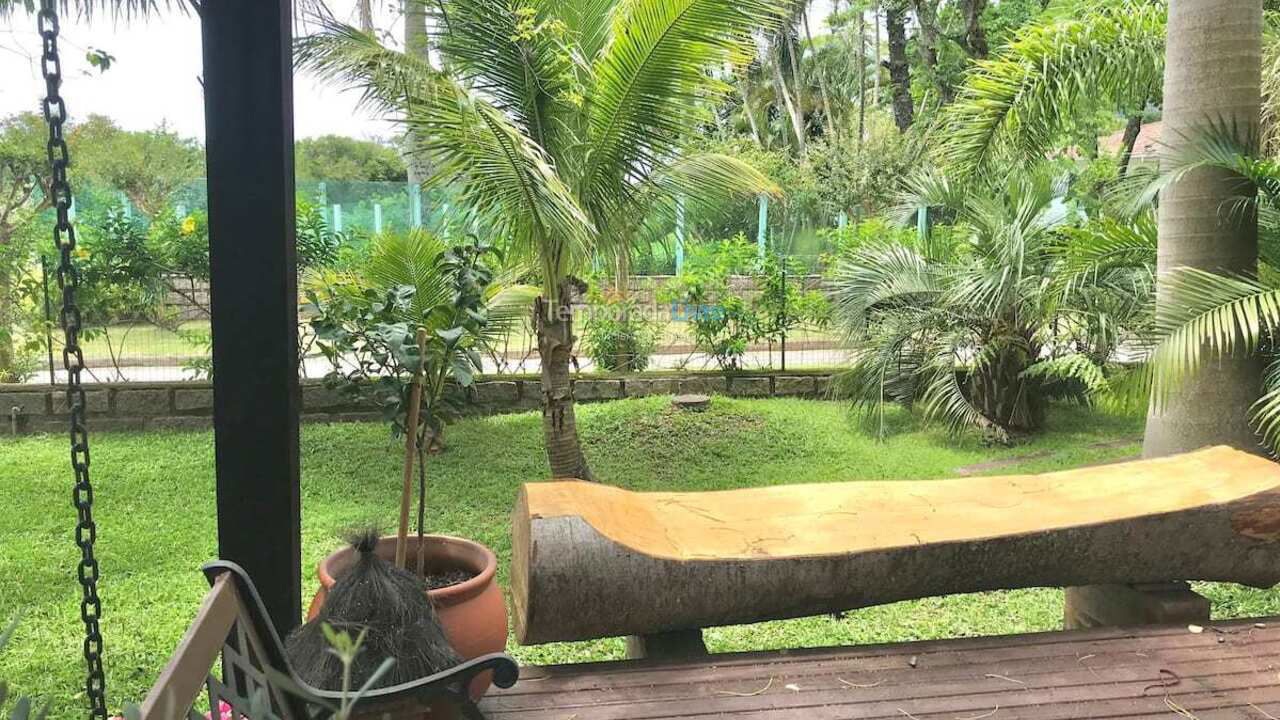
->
297, 0, 783, 480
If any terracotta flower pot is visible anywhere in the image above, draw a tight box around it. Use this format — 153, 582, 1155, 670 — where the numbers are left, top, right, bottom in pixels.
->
307, 534, 508, 709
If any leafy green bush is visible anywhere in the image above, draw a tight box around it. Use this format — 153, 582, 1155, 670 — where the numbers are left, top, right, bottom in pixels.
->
148, 206, 210, 280
296, 194, 344, 270
658, 234, 761, 371
754, 253, 831, 347
580, 288, 662, 372
306, 231, 534, 439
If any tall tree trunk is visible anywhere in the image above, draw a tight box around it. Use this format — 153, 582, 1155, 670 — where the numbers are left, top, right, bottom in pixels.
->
403, 0, 432, 186
885, 4, 913, 132
742, 79, 757, 147
1144, 0, 1264, 457
358, 0, 374, 31
960, 0, 990, 59
0, 260, 15, 382
536, 287, 594, 481
1116, 113, 1144, 179
770, 37, 808, 153
858, 4, 867, 144
739, 77, 766, 148
802, 7, 838, 142
913, 0, 953, 104
873, 5, 881, 106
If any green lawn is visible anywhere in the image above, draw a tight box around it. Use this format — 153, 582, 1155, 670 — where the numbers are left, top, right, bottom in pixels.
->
2, 397, 1276, 717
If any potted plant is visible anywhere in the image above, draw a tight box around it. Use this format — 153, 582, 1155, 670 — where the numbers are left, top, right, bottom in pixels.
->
303, 230, 534, 689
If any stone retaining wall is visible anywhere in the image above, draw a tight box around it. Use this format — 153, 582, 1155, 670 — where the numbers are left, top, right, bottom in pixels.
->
0, 372, 833, 435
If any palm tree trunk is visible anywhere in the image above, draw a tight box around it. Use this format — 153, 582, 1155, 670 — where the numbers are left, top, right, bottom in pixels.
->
771, 37, 807, 153
1144, 0, 1264, 458
403, 0, 432, 186
858, 4, 866, 144
872, 5, 881, 107
1116, 113, 1144, 179
913, 0, 953, 104
885, 3, 913, 132
739, 75, 766, 148
536, 288, 594, 481
0, 261, 15, 382
802, 7, 838, 141
358, 0, 374, 32
960, 0, 989, 60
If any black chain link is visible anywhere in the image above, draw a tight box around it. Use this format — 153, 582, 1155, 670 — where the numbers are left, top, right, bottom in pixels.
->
37, 3, 108, 718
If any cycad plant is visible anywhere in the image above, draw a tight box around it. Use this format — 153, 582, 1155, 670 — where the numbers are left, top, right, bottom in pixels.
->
830, 169, 1126, 442
297, 0, 784, 480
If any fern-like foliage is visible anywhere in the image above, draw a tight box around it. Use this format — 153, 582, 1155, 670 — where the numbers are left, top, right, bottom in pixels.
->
942, 0, 1166, 177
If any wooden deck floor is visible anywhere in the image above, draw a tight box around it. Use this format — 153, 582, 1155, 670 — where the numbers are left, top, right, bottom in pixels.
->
481, 617, 1280, 719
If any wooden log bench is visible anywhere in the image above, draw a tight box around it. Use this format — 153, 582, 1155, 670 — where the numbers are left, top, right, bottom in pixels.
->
512, 446, 1280, 656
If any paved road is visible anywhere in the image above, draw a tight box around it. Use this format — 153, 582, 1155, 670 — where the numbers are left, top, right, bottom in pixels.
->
28, 347, 851, 384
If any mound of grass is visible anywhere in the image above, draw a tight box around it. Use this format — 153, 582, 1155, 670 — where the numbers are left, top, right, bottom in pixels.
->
2, 397, 1269, 717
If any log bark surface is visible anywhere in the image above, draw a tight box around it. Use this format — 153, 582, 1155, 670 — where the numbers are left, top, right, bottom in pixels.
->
512, 447, 1280, 645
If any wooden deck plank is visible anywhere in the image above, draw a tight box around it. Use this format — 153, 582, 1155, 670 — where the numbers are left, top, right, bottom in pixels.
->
483, 617, 1280, 719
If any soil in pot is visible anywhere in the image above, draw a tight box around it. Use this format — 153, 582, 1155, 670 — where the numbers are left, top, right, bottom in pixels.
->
424, 568, 476, 591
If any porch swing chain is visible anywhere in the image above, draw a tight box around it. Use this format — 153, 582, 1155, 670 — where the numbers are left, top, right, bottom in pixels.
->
37, 3, 109, 719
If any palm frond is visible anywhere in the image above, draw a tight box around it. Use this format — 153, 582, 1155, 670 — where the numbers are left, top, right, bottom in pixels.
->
830, 243, 940, 332
362, 230, 451, 320
0, 0, 186, 19
295, 18, 438, 116
582, 0, 791, 217
943, 0, 1165, 177
1021, 353, 1109, 396
1147, 268, 1277, 412
919, 354, 1005, 442
1053, 211, 1157, 296
296, 18, 595, 295
1126, 119, 1270, 213
430, 0, 578, 150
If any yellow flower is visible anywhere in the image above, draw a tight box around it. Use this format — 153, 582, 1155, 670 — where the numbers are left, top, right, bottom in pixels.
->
180, 216, 197, 235
74, 247, 90, 260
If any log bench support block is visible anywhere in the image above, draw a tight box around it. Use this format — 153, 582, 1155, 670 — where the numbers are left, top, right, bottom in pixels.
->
625, 629, 708, 660
1064, 582, 1210, 629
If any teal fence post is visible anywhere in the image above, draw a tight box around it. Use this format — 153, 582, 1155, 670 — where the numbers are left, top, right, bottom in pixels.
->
68, 196, 76, 222
175, 203, 187, 218
675, 195, 686, 274
757, 194, 769, 259
411, 184, 423, 227
838, 211, 848, 230
119, 191, 131, 218
318, 181, 327, 205
332, 204, 343, 232
917, 205, 928, 245
373, 203, 383, 234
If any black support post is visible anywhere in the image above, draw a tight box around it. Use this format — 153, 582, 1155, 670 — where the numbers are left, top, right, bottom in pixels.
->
200, 0, 302, 634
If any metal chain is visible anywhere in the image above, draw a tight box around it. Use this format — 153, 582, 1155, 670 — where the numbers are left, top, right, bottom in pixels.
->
37, 3, 108, 718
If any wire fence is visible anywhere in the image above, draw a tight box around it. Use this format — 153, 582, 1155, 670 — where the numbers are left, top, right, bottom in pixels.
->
17, 180, 850, 385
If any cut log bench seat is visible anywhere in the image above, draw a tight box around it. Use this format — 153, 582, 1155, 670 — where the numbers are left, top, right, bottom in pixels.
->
512, 446, 1280, 655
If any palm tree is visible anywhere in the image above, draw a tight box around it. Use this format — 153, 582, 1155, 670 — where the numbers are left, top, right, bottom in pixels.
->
829, 169, 1122, 442
1144, 1, 1264, 457
297, 0, 783, 480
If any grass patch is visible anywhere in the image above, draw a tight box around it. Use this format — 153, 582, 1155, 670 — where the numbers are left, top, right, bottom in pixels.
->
1, 397, 1270, 716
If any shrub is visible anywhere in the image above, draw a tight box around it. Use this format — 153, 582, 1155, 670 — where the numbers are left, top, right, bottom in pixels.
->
581, 289, 662, 372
